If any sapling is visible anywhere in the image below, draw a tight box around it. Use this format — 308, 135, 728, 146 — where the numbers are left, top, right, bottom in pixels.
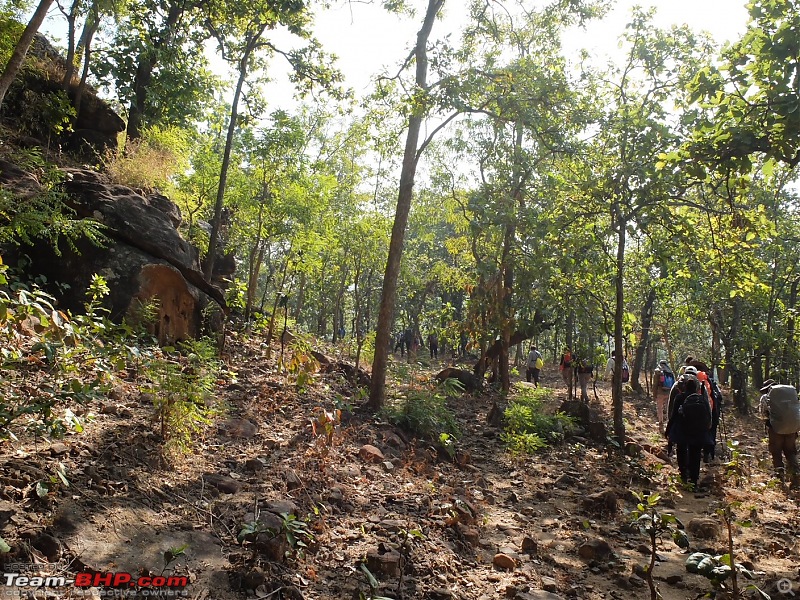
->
630, 491, 689, 600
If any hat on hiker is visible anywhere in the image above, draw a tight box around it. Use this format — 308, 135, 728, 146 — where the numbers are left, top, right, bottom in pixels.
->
684, 366, 698, 376
760, 379, 776, 393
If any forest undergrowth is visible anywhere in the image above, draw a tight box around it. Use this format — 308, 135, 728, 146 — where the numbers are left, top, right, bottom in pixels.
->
0, 305, 799, 600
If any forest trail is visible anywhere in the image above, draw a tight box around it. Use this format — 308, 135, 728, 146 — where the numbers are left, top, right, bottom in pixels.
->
1, 339, 799, 600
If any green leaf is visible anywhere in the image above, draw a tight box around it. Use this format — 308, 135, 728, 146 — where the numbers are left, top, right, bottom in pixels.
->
360, 563, 379, 589
0, 537, 10, 553
36, 481, 49, 498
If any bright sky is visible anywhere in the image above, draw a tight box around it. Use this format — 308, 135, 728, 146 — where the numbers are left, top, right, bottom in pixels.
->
36, 0, 751, 110
302, 0, 751, 103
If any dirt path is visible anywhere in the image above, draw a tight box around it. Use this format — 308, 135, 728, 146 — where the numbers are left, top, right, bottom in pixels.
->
1, 347, 798, 600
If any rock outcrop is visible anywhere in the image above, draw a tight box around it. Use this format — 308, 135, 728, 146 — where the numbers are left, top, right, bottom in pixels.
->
0, 163, 225, 344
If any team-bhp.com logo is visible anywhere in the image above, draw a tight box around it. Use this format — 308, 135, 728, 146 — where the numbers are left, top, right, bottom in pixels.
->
3, 564, 188, 596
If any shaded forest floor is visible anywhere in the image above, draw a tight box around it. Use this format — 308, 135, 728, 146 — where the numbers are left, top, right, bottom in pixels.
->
1, 336, 799, 600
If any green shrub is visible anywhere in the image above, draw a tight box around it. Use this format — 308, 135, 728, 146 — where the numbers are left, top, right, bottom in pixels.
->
140, 337, 221, 455
0, 149, 105, 251
105, 126, 190, 191
382, 387, 460, 441
502, 384, 576, 454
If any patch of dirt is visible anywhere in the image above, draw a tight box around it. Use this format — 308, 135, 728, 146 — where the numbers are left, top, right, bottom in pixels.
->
1, 339, 799, 600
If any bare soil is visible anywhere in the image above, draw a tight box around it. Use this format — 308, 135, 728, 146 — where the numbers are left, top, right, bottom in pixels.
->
2, 338, 799, 600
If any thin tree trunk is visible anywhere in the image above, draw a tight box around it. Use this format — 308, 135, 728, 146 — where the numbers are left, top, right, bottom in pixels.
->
126, 2, 183, 140
73, 18, 97, 117
631, 287, 656, 392
368, 0, 444, 411
0, 0, 55, 109
612, 214, 626, 448
204, 28, 265, 280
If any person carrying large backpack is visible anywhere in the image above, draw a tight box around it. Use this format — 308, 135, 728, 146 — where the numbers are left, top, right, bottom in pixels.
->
665, 376, 712, 491
759, 380, 800, 488
653, 360, 675, 431
526, 345, 543, 387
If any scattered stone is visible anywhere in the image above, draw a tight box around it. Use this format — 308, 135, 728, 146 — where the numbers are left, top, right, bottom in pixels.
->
223, 418, 259, 439
428, 588, 453, 600
516, 591, 564, 600
381, 461, 395, 472
665, 575, 682, 585
242, 569, 266, 590
263, 499, 298, 516
687, 517, 719, 540
359, 444, 385, 463
284, 469, 302, 490
328, 487, 345, 505
577, 539, 613, 561
100, 403, 119, 415
203, 473, 242, 495
521, 536, 538, 556
30, 532, 61, 561
541, 576, 558, 592
0, 501, 16, 529
493, 553, 516, 570
366, 547, 401, 579
50, 442, 69, 456
243, 458, 265, 473
581, 489, 618, 515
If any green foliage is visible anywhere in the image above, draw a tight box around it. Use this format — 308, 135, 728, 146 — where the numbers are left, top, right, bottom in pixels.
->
630, 491, 689, 600
140, 338, 221, 455
0, 14, 24, 64
382, 387, 460, 441
502, 385, 576, 454
0, 268, 107, 438
0, 149, 105, 252
10, 84, 76, 145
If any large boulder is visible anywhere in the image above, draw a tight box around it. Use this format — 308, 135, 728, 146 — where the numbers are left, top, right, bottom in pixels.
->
1, 165, 225, 344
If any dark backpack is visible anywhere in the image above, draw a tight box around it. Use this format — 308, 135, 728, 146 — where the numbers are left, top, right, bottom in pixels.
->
679, 392, 711, 433
621, 360, 630, 383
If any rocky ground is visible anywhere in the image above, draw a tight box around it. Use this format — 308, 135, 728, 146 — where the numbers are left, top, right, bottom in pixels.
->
1, 336, 799, 600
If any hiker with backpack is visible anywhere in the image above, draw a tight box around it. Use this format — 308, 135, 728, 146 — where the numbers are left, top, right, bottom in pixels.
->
604, 350, 629, 387
559, 347, 573, 386
665, 374, 712, 491
575, 354, 594, 403
759, 379, 800, 488
526, 345, 543, 387
653, 360, 675, 431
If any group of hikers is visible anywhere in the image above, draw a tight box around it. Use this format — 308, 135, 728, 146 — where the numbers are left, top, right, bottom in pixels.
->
526, 346, 800, 492
392, 328, 447, 359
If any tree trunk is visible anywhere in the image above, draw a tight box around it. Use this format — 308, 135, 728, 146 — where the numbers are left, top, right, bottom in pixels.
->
126, 2, 183, 140
61, 0, 79, 89
204, 28, 265, 280
612, 213, 626, 448
631, 287, 657, 392
73, 18, 98, 117
0, 0, 55, 109
368, 0, 444, 411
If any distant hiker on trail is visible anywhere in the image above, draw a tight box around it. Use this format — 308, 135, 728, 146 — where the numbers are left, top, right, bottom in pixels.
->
428, 332, 439, 359
604, 350, 629, 387
653, 360, 675, 431
665, 374, 712, 491
559, 347, 573, 386
526, 345, 543, 387
759, 379, 800, 488
575, 354, 594, 403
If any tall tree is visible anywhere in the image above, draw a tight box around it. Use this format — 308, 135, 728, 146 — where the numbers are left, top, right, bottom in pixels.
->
368, 0, 446, 410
